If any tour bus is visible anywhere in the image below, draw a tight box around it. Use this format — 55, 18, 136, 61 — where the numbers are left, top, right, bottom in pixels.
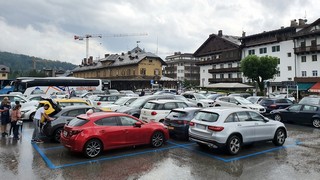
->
12, 77, 110, 97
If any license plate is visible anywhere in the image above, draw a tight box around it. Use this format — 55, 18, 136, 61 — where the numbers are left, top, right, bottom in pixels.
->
196, 124, 206, 130
63, 131, 68, 137
168, 126, 174, 130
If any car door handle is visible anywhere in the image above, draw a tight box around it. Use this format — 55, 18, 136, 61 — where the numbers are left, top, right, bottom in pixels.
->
237, 124, 242, 126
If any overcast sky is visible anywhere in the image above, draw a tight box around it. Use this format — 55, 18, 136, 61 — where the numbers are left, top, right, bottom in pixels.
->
0, 0, 319, 65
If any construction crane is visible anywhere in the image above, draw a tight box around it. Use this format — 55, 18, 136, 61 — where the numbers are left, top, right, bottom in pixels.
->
74, 33, 148, 62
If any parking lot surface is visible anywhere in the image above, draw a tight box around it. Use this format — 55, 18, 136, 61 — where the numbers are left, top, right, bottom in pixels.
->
0, 122, 319, 180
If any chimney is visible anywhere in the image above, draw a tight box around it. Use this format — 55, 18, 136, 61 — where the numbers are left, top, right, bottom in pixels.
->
290, 19, 298, 27
242, 31, 246, 37
83, 58, 87, 65
104, 54, 109, 58
298, 19, 305, 26
89, 56, 93, 64
218, 30, 223, 37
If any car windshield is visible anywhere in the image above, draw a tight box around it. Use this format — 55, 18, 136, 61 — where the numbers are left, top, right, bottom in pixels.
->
143, 102, 157, 109
114, 97, 129, 105
128, 98, 146, 108
234, 96, 252, 105
194, 111, 219, 122
194, 93, 206, 100
299, 97, 320, 105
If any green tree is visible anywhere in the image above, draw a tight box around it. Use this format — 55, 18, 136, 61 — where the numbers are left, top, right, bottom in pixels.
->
240, 55, 279, 93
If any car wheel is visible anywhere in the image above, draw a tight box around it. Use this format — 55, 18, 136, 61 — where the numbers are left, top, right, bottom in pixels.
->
312, 118, 320, 128
226, 135, 241, 155
273, 128, 286, 146
84, 139, 102, 158
150, 131, 164, 148
53, 127, 63, 143
29, 112, 35, 121
274, 114, 282, 122
197, 104, 203, 107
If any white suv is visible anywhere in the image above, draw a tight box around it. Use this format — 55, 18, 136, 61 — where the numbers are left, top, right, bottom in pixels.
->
182, 93, 214, 107
140, 99, 189, 122
189, 107, 287, 155
213, 96, 266, 114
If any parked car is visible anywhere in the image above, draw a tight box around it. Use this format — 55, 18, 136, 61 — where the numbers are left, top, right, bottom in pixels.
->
189, 108, 287, 155
270, 104, 320, 128
163, 107, 202, 140
42, 105, 100, 142
102, 96, 138, 111
228, 93, 251, 99
92, 94, 125, 108
116, 94, 178, 118
181, 92, 215, 107
259, 98, 294, 115
60, 112, 169, 158
139, 99, 189, 122
299, 95, 320, 105
246, 96, 265, 104
119, 90, 139, 97
207, 94, 226, 101
214, 96, 266, 114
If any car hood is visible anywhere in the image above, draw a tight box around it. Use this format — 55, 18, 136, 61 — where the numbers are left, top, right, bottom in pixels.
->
116, 106, 135, 113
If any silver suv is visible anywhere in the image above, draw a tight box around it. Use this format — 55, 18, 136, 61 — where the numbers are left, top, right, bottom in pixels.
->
189, 107, 287, 155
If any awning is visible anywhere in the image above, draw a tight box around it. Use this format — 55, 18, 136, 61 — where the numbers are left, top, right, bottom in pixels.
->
309, 82, 320, 92
292, 82, 315, 91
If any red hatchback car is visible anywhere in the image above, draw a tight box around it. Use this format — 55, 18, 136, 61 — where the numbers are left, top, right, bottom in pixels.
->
60, 112, 169, 158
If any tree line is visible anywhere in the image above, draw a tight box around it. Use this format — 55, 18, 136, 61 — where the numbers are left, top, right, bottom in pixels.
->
0, 51, 76, 79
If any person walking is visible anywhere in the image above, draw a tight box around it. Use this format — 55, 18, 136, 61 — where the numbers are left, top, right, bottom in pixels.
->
1, 97, 11, 137
32, 104, 52, 143
10, 104, 22, 140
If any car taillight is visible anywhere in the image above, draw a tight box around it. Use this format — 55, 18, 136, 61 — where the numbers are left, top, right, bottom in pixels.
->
151, 111, 157, 116
208, 126, 224, 132
189, 122, 195, 126
70, 130, 83, 136
97, 102, 101, 106
269, 104, 277, 108
176, 120, 189, 125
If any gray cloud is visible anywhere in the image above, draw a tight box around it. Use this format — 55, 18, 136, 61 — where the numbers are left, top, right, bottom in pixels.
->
0, 0, 319, 64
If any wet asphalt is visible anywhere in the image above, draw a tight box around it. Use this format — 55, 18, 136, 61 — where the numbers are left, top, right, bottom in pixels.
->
0, 122, 319, 180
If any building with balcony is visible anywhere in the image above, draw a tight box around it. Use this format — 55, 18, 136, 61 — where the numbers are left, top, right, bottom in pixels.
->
163, 52, 200, 86
194, 30, 242, 87
240, 19, 308, 92
72, 46, 169, 90
293, 18, 320, 93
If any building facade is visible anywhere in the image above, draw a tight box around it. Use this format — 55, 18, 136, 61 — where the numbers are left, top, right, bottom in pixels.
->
240, 26, 299, 91
163, 52, 200, 86
0, 65, 10, 80
293, 18, 320, 93
194, 30, 242, 87
72, 47, 169, 90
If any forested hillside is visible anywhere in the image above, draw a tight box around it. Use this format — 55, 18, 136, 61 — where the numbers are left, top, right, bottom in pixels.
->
0, 51, 77, 78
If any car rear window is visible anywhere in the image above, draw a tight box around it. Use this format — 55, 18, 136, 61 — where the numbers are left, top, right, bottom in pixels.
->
167, 110, 187, 119
260, 99, 274, 105
194, 111, 219, 122
67, 117, 89, 127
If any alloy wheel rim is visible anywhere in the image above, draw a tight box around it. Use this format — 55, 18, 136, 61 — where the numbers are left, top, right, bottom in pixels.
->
55, 129, 62, 142
230, 138, 240, 153
152, 133, 163, 147
313, 119, 320, 128
275, 115, 281, 121
86, 141, 101, 157
277, 130, 285, 144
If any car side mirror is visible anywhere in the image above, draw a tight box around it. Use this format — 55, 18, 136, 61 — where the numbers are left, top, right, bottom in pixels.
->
134, 122, 142, 128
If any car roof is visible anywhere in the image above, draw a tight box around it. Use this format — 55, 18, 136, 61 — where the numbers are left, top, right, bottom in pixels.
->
171, 107, 202, 112
77, 112, 132, 121
147, 99, 185, 104
200, 107, 256, 114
